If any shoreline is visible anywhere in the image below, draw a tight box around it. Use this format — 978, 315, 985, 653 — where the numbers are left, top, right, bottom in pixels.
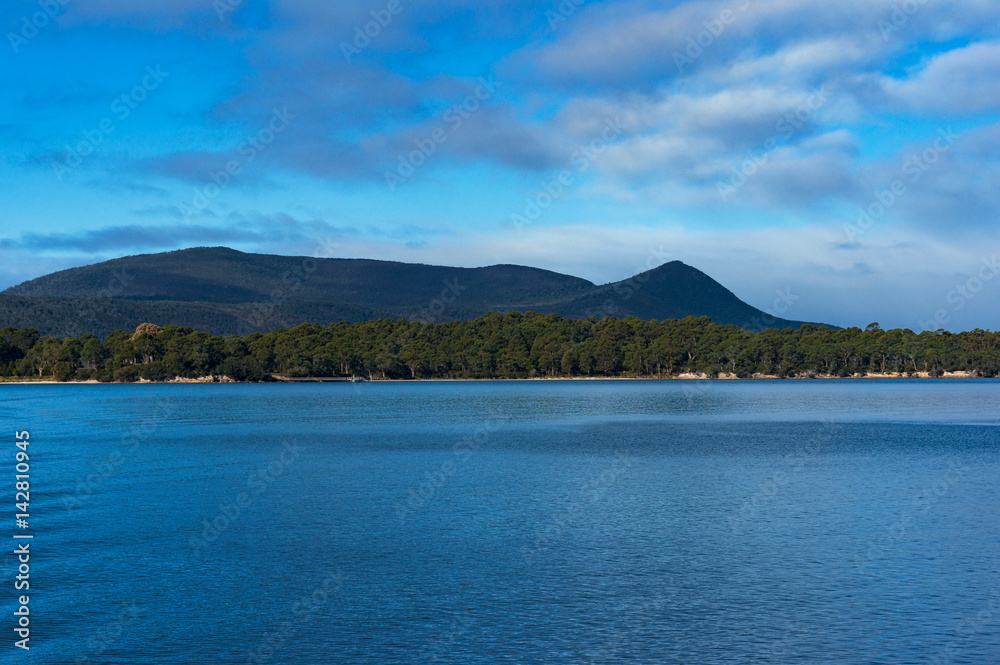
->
0, 371, 991, 385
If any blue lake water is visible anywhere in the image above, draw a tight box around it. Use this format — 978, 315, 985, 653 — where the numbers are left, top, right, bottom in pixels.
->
2, 379, 1000, 664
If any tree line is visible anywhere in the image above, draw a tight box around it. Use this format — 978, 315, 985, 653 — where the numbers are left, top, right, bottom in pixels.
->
1, 314, 998, 382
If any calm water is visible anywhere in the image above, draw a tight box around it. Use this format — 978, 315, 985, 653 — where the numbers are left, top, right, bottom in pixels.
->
2, 380, 999, 664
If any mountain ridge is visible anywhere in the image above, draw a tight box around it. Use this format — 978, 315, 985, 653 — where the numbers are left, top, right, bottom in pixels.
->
1, 247, 832, 336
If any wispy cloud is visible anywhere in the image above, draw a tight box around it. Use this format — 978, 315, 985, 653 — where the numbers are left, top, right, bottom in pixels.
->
0, 216, 360, 253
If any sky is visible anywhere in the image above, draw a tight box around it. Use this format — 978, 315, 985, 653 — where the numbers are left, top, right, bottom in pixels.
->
2, 0, 999, 331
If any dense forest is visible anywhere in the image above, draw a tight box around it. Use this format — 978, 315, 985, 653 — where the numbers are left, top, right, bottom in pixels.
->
1, 314, 998, 382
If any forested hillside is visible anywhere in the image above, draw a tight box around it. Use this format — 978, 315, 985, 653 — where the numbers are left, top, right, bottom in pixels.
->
0, 294, 389, 338
1, 247, 822, 334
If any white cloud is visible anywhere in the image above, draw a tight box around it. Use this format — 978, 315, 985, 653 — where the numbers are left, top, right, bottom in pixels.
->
881, 41, 1000, 114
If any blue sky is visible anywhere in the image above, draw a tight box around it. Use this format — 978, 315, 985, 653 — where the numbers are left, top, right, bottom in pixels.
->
2, 0, 1000, 331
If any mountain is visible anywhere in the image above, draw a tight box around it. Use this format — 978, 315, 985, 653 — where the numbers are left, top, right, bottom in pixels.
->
1, 247, 830, 336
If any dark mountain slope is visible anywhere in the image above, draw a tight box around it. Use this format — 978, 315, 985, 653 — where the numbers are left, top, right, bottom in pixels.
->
2, 247, 830, 336
542, 261, 797, 329
6, 247, 596, 310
